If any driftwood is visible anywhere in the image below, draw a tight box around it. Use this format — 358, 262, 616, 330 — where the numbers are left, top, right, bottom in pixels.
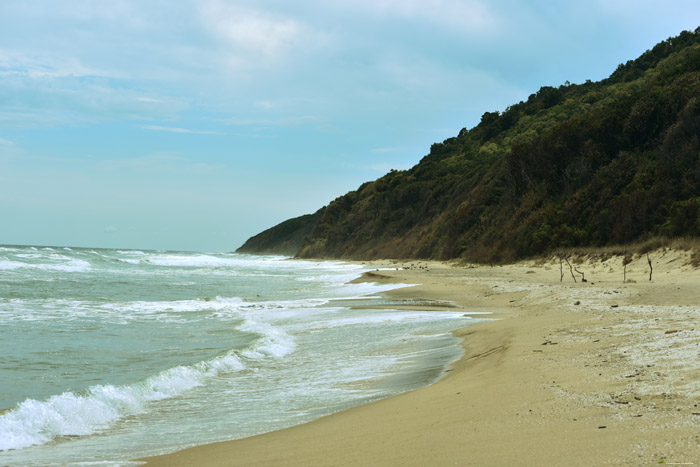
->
574, 267, 587, 282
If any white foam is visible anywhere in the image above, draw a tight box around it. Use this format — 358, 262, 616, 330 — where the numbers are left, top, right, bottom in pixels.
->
0, 260, 23, 270
117, 258, 141, 265
237, 319, 296, 359
0, 258, 91, 273
146, 254, 285, 268
45, 259, 91, 272
0, 296, 324, 324
306, 310, 471, 330
0, 309, 293, 451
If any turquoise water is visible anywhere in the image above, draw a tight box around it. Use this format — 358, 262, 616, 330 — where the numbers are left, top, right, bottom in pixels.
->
0, 245, 483, 466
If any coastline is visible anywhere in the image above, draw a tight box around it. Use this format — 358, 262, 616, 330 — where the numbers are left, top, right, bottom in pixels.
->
140, 251, 700, 465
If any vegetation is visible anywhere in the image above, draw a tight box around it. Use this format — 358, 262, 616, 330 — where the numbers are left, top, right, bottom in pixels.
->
236, 208, 325, 256
243, 28, 700, 262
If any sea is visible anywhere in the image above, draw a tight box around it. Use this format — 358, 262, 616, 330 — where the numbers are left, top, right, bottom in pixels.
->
0, 245, 485, 466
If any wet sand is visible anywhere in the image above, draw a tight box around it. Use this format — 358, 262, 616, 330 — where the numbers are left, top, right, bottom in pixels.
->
141, 250, 700, 466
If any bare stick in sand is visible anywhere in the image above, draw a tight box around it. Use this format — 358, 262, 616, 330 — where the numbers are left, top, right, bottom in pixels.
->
647, 252, 653, 281
564, 257, 577, 283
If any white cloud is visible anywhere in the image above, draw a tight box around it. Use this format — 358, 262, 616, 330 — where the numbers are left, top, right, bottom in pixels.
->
199, 1, 303, 58
0, 138, 14, 145
140, 125, 223, 135
341, 0, 500, 34
0, 50, 110, 79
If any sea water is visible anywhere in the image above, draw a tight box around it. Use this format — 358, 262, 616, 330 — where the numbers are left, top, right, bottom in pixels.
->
0, 245, 484, 466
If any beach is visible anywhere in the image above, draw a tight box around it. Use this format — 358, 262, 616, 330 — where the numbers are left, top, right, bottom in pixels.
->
142, 249, 700, 466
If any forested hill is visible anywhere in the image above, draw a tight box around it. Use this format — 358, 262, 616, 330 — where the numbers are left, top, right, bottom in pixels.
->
241, 28, 700, 262
236, 208, 325, 256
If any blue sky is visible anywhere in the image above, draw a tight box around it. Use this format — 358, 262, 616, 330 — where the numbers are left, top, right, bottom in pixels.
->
1, 1, 699, 251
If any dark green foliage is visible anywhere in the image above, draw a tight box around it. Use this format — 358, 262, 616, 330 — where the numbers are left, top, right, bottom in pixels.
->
236, 208, 325, 255
248, 28, 700, 262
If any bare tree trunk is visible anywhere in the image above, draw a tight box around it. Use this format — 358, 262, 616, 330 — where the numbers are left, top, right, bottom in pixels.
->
647, 252, 653, 281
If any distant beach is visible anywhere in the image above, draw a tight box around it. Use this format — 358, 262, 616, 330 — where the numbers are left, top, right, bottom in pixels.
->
143, 250, 700, 466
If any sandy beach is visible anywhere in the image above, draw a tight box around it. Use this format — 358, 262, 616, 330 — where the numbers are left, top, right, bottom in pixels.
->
141, 249, 700, 466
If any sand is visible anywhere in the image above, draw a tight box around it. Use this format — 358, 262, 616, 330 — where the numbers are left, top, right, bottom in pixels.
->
140, 250, 700, 466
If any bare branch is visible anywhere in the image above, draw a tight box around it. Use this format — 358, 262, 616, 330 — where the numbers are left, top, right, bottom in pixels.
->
564, 257, 577, 283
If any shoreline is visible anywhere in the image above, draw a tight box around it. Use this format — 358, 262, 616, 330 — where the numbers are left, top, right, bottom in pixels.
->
140, 251, 700, 465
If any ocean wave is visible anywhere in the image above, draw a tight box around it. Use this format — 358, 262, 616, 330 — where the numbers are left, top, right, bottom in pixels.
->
116, 250, 146, 255
0, 313, 293, 452
0, 258, 90, 273
115, 258, 141, 265
0, 295, 335, 324
0, 260, 23, 271
144, 254, 289, 268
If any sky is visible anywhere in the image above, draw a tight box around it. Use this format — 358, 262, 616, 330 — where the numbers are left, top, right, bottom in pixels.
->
1, 1, 699, 252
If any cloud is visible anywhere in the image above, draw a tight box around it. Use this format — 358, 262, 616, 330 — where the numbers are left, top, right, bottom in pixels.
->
104, 225, 118, 233
340, 0, 500, 35
140, 125, 224, 135
199, 1, 303, 59
0, 138, 14, 145
0, 50, 110, 79
0, 60, 187, 128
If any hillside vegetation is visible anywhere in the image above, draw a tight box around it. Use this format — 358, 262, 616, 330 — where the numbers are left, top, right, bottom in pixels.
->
236, 208, 325, 256
242, 28, 700, 262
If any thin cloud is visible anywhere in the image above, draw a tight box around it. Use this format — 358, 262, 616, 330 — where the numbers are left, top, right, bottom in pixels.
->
199, 1, 302, 57
371, 147, 399, 153
0, 138, 14, 145
341, 0, 500, 35
140, 125, 223, 135
0, 50, 109, 79
224, 115, 318, 127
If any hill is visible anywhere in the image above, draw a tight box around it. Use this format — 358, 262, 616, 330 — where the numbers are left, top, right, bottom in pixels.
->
236, 208, 325, 256
241, 28, 700, 262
